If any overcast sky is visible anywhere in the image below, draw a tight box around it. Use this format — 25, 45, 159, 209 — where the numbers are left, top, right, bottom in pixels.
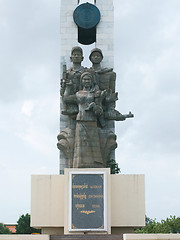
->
0, 0, 180, 224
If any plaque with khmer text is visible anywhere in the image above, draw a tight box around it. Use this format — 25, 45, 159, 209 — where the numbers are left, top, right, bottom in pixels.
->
69, 172, 107, 231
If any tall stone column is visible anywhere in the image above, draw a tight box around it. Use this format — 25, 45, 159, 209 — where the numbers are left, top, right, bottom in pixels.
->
96, 0, 114, 68
59, 0, 115, 174
59, 0, 79, 173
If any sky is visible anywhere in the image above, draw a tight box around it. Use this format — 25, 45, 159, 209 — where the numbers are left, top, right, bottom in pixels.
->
0, 0, 180, 224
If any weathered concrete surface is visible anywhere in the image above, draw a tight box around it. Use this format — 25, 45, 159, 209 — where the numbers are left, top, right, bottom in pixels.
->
31, 172, 145, 235
50, 235, 123, 240
124, 234, 180, 240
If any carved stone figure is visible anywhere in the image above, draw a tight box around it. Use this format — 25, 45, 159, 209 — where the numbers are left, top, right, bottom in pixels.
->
89, 48, 127, 122
57, 46, 133, 169
60, 46, 85, 115
63, 72, 104, 168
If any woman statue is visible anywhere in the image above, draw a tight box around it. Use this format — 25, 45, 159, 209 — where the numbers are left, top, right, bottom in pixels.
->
64, 72, 104, 168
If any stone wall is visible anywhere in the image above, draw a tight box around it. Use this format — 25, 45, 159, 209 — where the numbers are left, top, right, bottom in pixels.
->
31, 173, 145, 232
0, 234, 180, 240
96, 0, 114, 68
124, 234, 180, 240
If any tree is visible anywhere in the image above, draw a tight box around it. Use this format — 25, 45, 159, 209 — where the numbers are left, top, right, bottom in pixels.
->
135, 216, 180, 233
16, 214, 41, 234
0, 223, 12, 234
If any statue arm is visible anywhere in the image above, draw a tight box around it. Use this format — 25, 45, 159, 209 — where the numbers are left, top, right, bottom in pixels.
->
61, 78, 74, 97
63, 94, 77, 104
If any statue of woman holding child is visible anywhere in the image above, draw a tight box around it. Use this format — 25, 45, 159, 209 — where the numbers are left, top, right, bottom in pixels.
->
63, 72, 104, 168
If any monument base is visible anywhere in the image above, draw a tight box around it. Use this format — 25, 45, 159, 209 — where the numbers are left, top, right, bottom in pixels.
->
31, 168, 145, 235
41, 227, 134, 235
50, 235, 123, 240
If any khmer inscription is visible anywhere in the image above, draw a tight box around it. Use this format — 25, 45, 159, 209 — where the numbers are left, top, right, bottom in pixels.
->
71, 174, 105, 230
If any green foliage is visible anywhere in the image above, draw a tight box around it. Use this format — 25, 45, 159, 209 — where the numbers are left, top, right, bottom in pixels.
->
106, 159, 120, 174
135, 216, 180, 233
0, 223, 12, 234
16, 214, 41, 234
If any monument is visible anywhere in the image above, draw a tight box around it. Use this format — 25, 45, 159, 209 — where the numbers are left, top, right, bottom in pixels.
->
57, 47, 133, 169
31, 0, 145, 236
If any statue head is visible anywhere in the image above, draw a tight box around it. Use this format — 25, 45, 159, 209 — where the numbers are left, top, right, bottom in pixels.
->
89, 48, 103, 64
70, 46, 84, 64
80, 72, 94, 89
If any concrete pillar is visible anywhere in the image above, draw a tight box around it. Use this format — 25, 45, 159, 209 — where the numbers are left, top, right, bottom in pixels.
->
96, 0, 114, 68
59, 0, 79, 173
59, 0, 115, 173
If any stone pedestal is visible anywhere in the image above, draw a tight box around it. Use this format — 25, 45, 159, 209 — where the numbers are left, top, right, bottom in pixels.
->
31, 169, 145, 235
50, 235, 123, 240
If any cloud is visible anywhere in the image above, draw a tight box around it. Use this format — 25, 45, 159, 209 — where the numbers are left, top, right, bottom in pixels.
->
0, 0, 180, 223
0, 0, 60, 103
21, 101, 34, 117
177, 170, 180, 177
113, 0, 180, 221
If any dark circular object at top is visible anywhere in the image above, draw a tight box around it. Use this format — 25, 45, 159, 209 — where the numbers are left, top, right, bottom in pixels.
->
73, 3, 101, 29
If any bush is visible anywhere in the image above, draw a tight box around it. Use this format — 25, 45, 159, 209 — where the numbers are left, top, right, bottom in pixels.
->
135, 216, 180, 233
0, 223, 12, 234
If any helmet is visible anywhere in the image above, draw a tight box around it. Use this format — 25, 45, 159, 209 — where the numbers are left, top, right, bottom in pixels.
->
71, 46, 83, 55
89, 48, 103, 60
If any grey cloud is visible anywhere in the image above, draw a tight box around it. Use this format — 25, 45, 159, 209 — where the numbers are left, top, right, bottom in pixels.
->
1, 0, 180, 223
0, 0, 60, 102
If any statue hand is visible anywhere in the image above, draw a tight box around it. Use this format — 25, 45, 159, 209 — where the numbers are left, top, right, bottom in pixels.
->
60, 78, 66, 87
65, 79, 73, 86
101, 90, 108, 98
94, 90, 101, 98
94, 105, 103, 116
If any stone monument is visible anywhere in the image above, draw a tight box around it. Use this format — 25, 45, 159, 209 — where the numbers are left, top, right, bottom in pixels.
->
57, 1, 133, 172
57, 47, 133, 169
31, 0, 145, 236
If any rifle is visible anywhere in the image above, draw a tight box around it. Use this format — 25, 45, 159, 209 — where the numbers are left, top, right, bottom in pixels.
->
123, 111, 134, 119
62, 64, 67, 80
60, 64, 67, 96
